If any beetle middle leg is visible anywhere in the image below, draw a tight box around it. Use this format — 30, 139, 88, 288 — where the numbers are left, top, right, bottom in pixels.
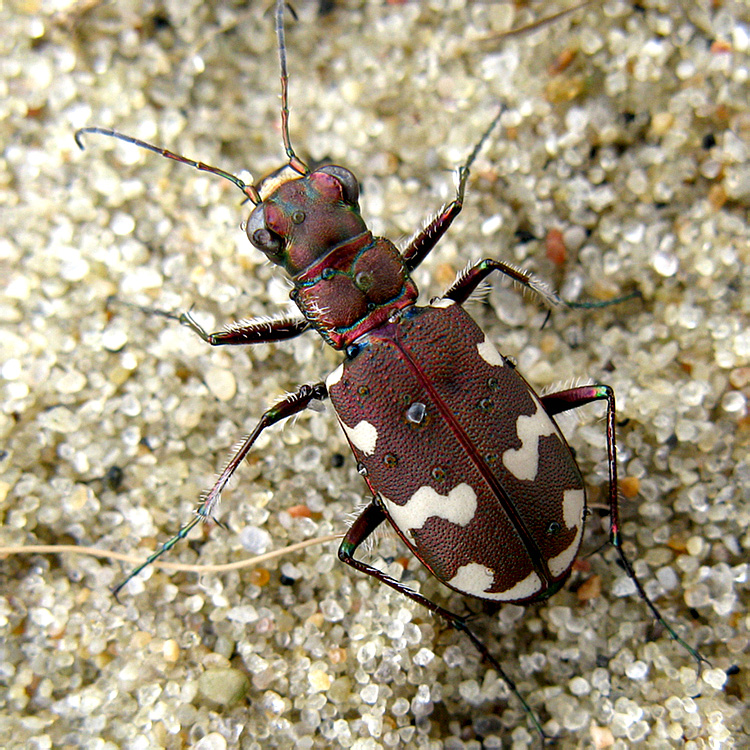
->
339, 501, 549, 740
107, 297, 311, 346
442, 257, 640, 310
541, 386, 708, 669
113, 382, 328, 597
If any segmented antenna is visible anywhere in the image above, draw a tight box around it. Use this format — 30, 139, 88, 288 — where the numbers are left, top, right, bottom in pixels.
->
275, 0, 309, 175
75, 0, 312, 199
74, 127, 261, 205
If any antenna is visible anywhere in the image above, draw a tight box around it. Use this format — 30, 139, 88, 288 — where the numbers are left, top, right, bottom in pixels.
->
74, 0, 315, 199
74, 127, 262, 205
275, 0, 309, 175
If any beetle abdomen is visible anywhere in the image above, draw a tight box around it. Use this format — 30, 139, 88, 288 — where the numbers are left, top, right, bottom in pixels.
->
327, 302, 586, 603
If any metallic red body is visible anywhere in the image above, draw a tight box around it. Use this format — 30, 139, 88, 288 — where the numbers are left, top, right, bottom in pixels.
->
250, 170, 419, 348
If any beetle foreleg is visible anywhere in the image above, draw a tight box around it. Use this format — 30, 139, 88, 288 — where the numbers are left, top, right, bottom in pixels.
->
541, 386, 708, 670
108, 298, 310, 346
402, 109, 504, 273
112, 382, 328, 597
339, 500, 549, 741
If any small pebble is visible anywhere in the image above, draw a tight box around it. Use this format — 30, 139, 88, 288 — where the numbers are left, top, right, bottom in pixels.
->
197, 668, 250, 708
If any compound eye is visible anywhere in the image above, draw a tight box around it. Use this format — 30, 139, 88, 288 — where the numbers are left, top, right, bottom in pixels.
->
317, 165, 360, 205
246, 205, 282, 256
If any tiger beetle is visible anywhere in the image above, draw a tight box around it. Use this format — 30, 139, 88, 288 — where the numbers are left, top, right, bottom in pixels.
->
75, 0, 706, 740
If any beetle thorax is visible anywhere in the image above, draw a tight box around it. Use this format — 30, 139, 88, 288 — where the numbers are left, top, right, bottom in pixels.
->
292, 233, 419, 349
246, 166, 418, 349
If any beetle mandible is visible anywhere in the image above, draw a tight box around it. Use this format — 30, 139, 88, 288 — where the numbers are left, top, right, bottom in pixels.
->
75, 0, 706, 738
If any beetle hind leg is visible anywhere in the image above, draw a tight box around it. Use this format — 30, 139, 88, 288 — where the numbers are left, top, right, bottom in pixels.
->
339, 501, 550, 741
542, 385, 709, 671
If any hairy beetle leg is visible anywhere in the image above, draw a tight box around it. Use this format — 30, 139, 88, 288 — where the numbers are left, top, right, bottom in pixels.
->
562, 289, 643, 310
443, 258, 564, 309
442, 257, 641, 312
178, 309, 310, 346
339, 501, 549, 742
542, 386, 708, 670
108, 298, 311, 346
112, 382, 328, 597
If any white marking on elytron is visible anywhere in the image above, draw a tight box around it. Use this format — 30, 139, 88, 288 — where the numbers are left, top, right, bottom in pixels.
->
476, 335, 504, 366
381, 483, 477, 533
430, 297, 455, 309
340, 419, 378, 456
502, 398, 556, 481
448, 563, 542, 601
326, 364, 344, 389
548, 488, 586, 577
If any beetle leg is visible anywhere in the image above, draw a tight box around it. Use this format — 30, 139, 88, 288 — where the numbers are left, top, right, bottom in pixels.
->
339, 500, 549, 741
402, 109, 504, 273
178, 310, 310, 346
541, 386, 708, 670
112, 382, 328, 597
441, 258, 640, 310
442, 258, 564, 308
400, 196, 465, 274
108, 298, 311, 346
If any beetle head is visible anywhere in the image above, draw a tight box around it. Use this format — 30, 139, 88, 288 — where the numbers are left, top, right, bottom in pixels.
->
246, 165, 366, 276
